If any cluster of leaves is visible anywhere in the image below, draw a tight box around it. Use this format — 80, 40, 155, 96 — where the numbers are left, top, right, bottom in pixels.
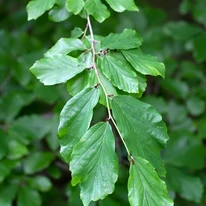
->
0, 0, 205, 206
26, 0, 174, 206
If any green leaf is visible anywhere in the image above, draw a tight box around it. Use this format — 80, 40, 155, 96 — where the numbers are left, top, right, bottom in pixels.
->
164, 130, 205, 170
30, 55, 86, 85
98, 55, 139, 93
58, 88, 99, 162
166, 165, 203, 203
66, 0, 84, 15
163, 21, 202, 40
128, 157, 173, 206
105, 0, 138, 12
193, 33, 206, 62
111, 95, 169, 176
0, 163, 10, 183
45, 38, 86, 57
26, 0, 55, 20
0, 130, 8, 160
17, 186, 41, 206
84, 0, 110, 23
0, 92, 34, 122
101, 29, 142, 50
28, 176, 52, 192
110, 51, 147, 97
49, 5, 70, 22
0, 183, 19, 206
23, 152, 54, 174
161, 79, 189, 99
70, 122, 118, 206
122, 50, 165, 78
8, 140, 28, 159
8, 115, 50, 145
186, 96, 205, 116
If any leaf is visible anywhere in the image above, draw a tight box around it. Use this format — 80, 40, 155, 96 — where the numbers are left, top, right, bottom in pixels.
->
23, 152, 54, 174
101, 29, 142, 50
0, 183, 19, 206
67, 68, 118, 106
161, 79, 189, 99
8, 140, 28, 159
111, 51, 147, 97
0, 130, 8, 160
70, 122, 118, 206
186, 96, 205, 116
17, 186, 41, 206
193, 33, 206, 62
66, 0, 84, 15
163, 130, 205, 170
111, 95, 169, 176
58, 88, 99, 162
128, 157, 173, 206
45, 38, 86, 57
105, 0, 138, 12
0, 92, 34, 122
8, 115, 50, 145
27, 176, 52, 192
49, 5, 70, 22
30, 55, 86, 85
0, 163, 10, 183
122, 50, 165, 78
98, 55, 139, 93
26, 0, 55, 20
84, 0, 110, 23
166, 165, 203, 203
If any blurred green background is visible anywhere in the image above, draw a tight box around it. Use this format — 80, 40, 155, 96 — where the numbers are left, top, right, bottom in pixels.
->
0, 0, 206, 205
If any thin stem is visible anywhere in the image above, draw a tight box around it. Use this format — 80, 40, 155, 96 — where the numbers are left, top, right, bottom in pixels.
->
86, 15, 131, 158
87, 15, 112, 119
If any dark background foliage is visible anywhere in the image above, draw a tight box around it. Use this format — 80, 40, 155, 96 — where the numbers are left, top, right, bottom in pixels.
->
0, 0, 206, 205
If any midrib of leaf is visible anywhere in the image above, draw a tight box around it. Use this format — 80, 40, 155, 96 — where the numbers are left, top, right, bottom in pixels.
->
71, 126, 106, 176
134, 162, 168, 205
62, 89, 95, 139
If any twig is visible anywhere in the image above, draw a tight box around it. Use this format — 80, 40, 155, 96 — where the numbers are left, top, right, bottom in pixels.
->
86, 15, 131, 157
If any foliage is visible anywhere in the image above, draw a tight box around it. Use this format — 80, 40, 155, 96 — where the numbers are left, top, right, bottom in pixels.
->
0, 0, 205, 206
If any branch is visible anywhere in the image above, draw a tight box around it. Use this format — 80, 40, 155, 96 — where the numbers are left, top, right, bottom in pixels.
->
86, 15, 131, 158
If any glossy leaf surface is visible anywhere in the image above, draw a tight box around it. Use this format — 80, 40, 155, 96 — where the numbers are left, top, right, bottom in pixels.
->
105, 0, 138, 12
27, 0, 55, 20
122, 50, 165, 78
30, 55, 86, 85
84, 0, 110, 23
45, 38, 86, 57
66, 0, 84, 15
111, 95, 169, 176
70, 122, 118, 206
58, 88, 99, 162
101, 29, 142, 50
98, 55, 139, 93
128, 157, 173, 206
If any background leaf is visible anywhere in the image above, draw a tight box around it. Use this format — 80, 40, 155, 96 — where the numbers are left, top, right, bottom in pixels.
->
17, 186, 42, 206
